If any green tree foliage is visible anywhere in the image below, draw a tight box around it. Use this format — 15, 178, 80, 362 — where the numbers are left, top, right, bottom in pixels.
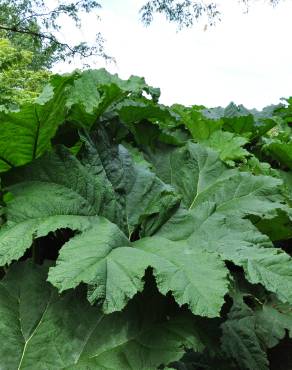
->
140, 0, 281, 29
0, 0, 285, 69
0, 0, 109, 68
0, 38, 50, 110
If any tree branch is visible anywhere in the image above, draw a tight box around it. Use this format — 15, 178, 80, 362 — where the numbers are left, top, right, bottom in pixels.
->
0, 24, 99, 58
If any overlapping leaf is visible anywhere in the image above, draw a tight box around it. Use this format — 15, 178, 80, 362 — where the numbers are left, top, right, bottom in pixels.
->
133, 237, 229, 317
79, 129, 179, 237
171, 103, 276, 165
0, 134, 178, 266
0, 136, 230, 317
0, 74, 74, 172
219, 283, 292, 370
47, 217, 147, 313
201, 130, 249, 165
221, 294, 269, 370
0, 261, 204, 370
63, 69, 161, 127
202, 102, 278, 139
0, 69, 163, 173
263, 139, 292, 170
255, 298, 292, 348
49, 230, 228, 316
156, 143, 292, 304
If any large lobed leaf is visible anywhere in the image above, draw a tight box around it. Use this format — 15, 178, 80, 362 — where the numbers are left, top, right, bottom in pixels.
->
0, 74, 73, 172
78, 128, 180, 237
156, 143, 292, 305
48, 230, 228, 317
221, 293, 269, 370
263, 139, 292, 170
0, 261, 204, 370
0, 68, 162, 173
1, 140, 291, 318
0, 137, 229, 318
171, 104, 250, 165
0, 134, 178, 260
0, 141, 188, 314
220, 284, 292, 370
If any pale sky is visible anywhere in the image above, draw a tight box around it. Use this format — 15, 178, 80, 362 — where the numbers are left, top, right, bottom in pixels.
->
53, 0, 292, 109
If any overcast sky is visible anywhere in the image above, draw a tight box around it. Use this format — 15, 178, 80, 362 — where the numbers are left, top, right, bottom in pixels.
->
53, 0, 292, 109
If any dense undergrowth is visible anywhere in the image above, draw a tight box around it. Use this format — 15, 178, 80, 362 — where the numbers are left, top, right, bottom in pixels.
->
0, 69, 291, 370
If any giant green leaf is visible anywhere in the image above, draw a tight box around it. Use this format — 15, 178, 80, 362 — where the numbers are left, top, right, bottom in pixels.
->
134, 237, 229, 317
79, 129, 179, 236
47, 217, 148, 313
255, 298, 292, 348
221, 295, 269, 370
201, 130, 250, 166
63, 69, 161, 127
221, 286, 292, 370
0, 260, 204, 370
263, 140, 292, 170
0, 260, 101, 370
202, 102, 277, 139
158, 202, 292, 304
50, 69, 160, 111
70, 312, 204, 370
0, 68, 163, 174
0, 137, 178, 267
0, 140, 180, 312
160, 142, 283, 215
171, 105, 250, 164
48, 231, 228, 317
171, 104, 223, 140
117, 98, 178, 125
0, 145, 121, 266
0, 75, 73, 172
156, 143, 292, 304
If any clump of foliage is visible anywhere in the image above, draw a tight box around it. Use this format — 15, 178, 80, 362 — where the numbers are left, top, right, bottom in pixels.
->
0, 69, 291, 370
0, 38, 50, 110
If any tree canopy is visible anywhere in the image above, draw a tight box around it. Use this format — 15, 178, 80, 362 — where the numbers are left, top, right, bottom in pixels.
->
0, 0, 284, 69
0, 38, 50, 110
0, 0, 109, 69
140, 0, 281, 28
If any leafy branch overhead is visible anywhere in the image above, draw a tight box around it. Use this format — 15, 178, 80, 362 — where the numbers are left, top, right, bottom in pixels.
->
0, 0, 285, 69
0, 0, 109, 68
0, 68, 291, 369
140, 0, 282, 28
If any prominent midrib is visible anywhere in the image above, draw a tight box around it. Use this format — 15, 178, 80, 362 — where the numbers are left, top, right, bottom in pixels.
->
17, 292, 53, 370
32, 106, 41, 160
187, 153, 208, 210
189, 174, 268, 213
0, 155, 15, 169
72, 314, 104, 366
188, 173, 221, 211
188, 171, 200, 210
87, 324, 170, 361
